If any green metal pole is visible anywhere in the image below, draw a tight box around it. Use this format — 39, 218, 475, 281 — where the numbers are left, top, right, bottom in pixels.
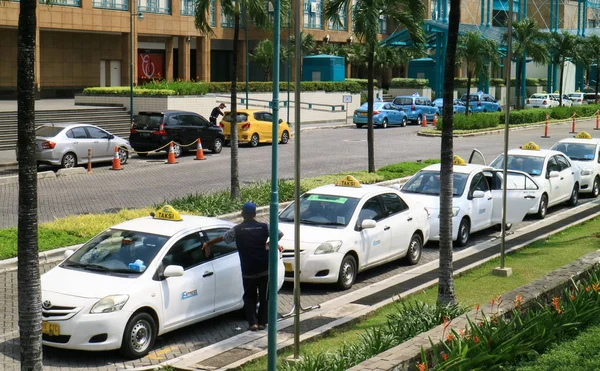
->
245, 6, 249, 109
287, 6, 291, 125
268, 0, 281, 368
130, 3, 134, 126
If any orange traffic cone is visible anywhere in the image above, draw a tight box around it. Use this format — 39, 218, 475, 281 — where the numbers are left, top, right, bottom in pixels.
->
421, 115, 428, 127
432, 114, 438, 127
194, 138, 206, 161
166, 141, 177, 164
110, 146, 122, 171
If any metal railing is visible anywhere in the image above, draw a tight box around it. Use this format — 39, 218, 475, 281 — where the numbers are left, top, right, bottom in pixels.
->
92, 0, 128, 10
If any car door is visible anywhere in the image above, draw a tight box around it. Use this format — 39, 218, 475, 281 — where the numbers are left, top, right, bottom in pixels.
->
188, 114, 214, 148
379, 193, 412, 258
545, 156, 562, 204
176, 114, 197, 146
555, 154, 576, 200
356, 196, 391, 267
86, 126, 113, 161
65, 126, 94, 161
258, 112, 274, 142
159, 231, 215, 330
468, 149, 487, 165
467, 172, 493, 231
200, 228, 244, 313
489, 170, 541, 223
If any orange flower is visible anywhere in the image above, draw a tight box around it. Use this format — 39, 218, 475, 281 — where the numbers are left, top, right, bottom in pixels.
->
442, 352, 448, 361
474, 304, 480, 312
514, 294, 522, 307
552, 297, 562, 314
570, 294, 576, 301
416, 361, 426, 371
586, 286, 591, 293
473, 335, 480, 344
490, 297, 495, 307
593, 283, 600, 293
447, 333, 454, 342
459, 329, 465, 337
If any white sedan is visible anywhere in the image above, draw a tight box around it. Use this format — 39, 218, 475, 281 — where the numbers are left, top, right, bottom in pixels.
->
551, 133, 600, 197
278, 176, 429, 290
488, 143, 581, 218
400, 160, 540, 247
41, 206, 285, 358
525, 93, 559, 109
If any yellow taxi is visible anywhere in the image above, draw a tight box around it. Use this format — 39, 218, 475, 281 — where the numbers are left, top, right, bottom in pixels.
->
219, 109, 291, 147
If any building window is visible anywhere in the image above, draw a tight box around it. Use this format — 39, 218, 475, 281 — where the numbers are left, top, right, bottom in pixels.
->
138, 0, 171, 14
181, 0, 194, 15
303, 0, 323, 29
210, 0, 216, 26
328, 4, 347, 31
222, 4, 245, 28
589, 19, 599, 28
93, 0, 127, 9
36, 0, 81, 6
378, 14, 388, 34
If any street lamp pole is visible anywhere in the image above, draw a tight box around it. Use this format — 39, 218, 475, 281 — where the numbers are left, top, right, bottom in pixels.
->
130, 1, 143, 126
245, 5, 249, 109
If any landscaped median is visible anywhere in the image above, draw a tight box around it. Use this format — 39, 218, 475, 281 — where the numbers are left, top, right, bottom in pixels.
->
420, 104, 600, 137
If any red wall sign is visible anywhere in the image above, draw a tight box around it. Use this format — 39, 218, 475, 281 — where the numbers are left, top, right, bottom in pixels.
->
138, 53, 165, 80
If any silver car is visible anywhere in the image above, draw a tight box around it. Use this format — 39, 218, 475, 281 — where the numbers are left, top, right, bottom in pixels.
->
21, 123, 132, 168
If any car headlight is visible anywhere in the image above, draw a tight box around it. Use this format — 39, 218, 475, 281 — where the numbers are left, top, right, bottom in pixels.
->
90, 295, 129, 314
452, 207, 460, 217
581, 169, 593, 176
314, 240, 343, 255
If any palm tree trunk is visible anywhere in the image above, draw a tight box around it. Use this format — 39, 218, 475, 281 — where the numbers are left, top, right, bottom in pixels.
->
367, 44, 375, 173
230, 10, 241, 199
438, 0, 460, 307
465, 74, 471, 116
559, 57, 565, 107
515, 60, 522, 110
17, 0, 43, 369
595, 61, 599, 104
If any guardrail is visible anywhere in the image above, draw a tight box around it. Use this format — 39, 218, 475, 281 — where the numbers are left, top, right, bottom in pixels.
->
215, 95, 347, 112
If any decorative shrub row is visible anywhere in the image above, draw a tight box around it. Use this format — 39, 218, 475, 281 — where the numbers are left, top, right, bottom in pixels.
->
436, 112, 501, 130
390, 78, 430, 88
204, 81, 363, 94
345, 78, 379, 89
82, 87, 176, 96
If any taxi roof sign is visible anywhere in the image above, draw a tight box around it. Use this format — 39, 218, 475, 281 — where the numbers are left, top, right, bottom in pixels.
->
153, 205, 183, 221
575, 131, 592, 139
522, 142, 540, 151
453, 155, 467, 166
335, 175, 362, 188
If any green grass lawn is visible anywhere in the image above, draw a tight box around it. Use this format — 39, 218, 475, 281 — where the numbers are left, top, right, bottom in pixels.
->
238, 216, 600, 371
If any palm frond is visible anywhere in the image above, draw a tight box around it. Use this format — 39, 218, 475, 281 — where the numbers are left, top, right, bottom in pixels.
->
194, 0, 216, 35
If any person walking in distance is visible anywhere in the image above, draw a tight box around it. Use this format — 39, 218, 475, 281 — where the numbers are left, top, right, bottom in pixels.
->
202, 202, 283, 331
210, 103, 226, 125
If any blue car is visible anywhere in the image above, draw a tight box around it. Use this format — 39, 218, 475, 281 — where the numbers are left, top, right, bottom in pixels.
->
459, 91, 502, 113
353, 102, 408, 128
433, 98, 467, 114
392, 94, 440, 125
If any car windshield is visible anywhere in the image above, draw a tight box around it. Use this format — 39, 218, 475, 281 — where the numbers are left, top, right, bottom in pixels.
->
393, 97, 413, 105
490, 155, 545, 176
568, 93, 582, 98
358, 102, 386, 110
460, 94, 479, 101
401, 171, 469, 197
222, 113, 249, 122
36, 126, 64, 137
279, 193, 360, 227
61, 229, 169, 275
551, 143, 597, 161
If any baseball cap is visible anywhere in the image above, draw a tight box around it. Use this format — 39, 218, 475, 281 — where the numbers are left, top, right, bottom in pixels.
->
242, 202, 256, 215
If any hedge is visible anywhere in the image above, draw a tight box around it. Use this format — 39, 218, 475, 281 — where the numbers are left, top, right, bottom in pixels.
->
205, 81, 363, 94
142, 80, 209, 95
82, 87, 176, 96
390, 78, 429, 88
453, 78, 478, 88
345, 78, 379, 89
490, 78, 505, 87
436, 112, 501, 130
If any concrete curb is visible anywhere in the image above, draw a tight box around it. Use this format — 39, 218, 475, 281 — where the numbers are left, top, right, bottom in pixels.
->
0, 244, 83, 273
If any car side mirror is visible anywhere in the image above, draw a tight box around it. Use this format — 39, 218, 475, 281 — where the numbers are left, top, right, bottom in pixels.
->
63, 249, 74, 259
359, 219, 377, 230
279, 119, 283, 124
108, 134, 114, 140
472, 190, 485, 199
548, 171, 560, 178
163, 265, 184, 278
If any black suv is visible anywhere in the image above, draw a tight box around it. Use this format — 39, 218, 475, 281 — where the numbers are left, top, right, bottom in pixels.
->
130, 110, 225, 157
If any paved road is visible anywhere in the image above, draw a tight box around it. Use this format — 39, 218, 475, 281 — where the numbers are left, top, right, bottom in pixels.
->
0, 119, 594, 228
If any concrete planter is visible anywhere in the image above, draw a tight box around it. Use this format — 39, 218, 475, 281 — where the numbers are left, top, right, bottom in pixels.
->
388, 88, 433, 100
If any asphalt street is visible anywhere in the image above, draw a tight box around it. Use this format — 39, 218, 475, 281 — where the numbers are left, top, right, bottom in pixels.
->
0, 119, 595, 228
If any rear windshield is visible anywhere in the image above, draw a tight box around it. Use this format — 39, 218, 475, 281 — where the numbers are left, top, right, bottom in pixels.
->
393, 97, 413, 105
133, 113, 164, 130
35, 126, 63, 138
222, 113, 249, 122
530, 94, 547, 99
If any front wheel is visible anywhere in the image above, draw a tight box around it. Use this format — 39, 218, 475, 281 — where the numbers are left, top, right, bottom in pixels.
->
355, 123, 363, 129
381, 118, 388, 128
567, 184, 579, 207
249, 133, 259, 147
416, 115, 422, 126
118, 148, 128, 165
280, 130, 290, 144
537, 194, 548, 219
401, 117, 407, 127
404, 234, 422, 265
337, 255, 357, 290
120, 312, 157, 359
212, 137, 223, 154
592, 176, 599, 198
456, 218, 470, 247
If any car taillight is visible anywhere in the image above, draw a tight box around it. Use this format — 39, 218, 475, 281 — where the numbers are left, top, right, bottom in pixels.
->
353, 110, 358, 115
373, 110, 380, 115
411, 104, 416, 111
41, 141, 56, 149
152, 123, 167, 135
543, 100, 547, 105
477, 101, 481, 106
526, 99, 530, 104
241, 123, 250, 130
130, 121, 138, 134
219, 122, 224, 128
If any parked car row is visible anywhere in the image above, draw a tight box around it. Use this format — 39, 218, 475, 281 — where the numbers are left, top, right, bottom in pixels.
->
525, 92, 600, 109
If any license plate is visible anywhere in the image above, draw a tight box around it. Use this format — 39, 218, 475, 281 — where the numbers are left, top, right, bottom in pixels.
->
284, 262, 293, 272
360, 112, 367, 116
42, 321, 60, 336
140, 132, 150, 138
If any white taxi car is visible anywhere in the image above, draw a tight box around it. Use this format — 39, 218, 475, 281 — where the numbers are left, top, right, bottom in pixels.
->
488, 142, 580, 219
278, 176, 429, 290
400, 157, 540, 247
41, 206, 285, 358
551, 132, 600, 198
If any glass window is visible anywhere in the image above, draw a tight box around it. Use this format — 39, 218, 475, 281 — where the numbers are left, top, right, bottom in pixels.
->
222, 113, 249, 122
552, 142, 596, 161
546, 157, 560, 173
469, 172, 490, 194
162, 232, 207, 270
36, 126, 64, 138
262, 112, 273, 122
380, 193, 408, 216
202, 228, 237, 258
491, 155, 545, 177
327, 4, 346, 30
555, 155, 571, 171
401, 171, 469, 197
303, 0, 323, 29
279, 193, 360, 226
358, 197, 386, 222
86, 126, 110, 139
378, 14, 388, 34
393, 97, 413, 105
134, 113, 164, 130
166, 115, 179, 126
189, 115, 208, 127
67, 127, 89, 139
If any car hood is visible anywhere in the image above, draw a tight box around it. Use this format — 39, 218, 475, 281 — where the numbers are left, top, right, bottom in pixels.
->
42, 265, 138, 299
278, 221, 349, 251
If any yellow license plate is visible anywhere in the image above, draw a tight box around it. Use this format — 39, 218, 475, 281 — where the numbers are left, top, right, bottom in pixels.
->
284, 262, 293, 272
360, 112, 367, 116
42, 321, 60, 336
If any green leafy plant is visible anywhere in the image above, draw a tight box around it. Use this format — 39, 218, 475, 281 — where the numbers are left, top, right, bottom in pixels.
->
436, 112, 501, 130
390, 78, 429, 88
82, 87, 176, 96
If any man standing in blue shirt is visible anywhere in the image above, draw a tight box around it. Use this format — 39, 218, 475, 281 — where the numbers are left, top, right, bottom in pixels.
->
203, 202, 283, 331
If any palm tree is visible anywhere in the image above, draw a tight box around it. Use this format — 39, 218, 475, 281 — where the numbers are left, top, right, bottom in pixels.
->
584, 35, 600, 103
341, 43, 366, 77
325, 0, 425, 172
456, 31, 500, 115
15, 0, 44, 368
289, 33, 316, 57
547, 31, 579, 106
318, 42, 343, 56
249, 39, 289, 81
437, 0, 461, 307
195, 0, 286, 199
503, 18, 549, 109
373, 45, 410, 90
